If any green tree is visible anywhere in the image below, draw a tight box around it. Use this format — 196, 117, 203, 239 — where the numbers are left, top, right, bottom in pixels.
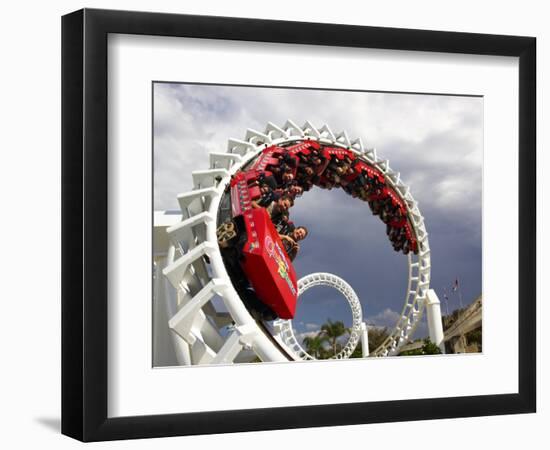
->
302, 334, 328, 359
399, 347, 423, 356
367, 326, 390, 354
350, 341, 363, 358
465, 329, 482, 351
421, 339, 442, 355
349, 326, 392, 357
320, 319, 348, 357
399, 338, 442, 356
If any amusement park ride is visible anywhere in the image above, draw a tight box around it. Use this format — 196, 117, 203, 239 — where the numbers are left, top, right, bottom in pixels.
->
153, 120, 445, 366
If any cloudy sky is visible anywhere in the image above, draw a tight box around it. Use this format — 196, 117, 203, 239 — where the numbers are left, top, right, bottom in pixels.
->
153, 82, 483, 341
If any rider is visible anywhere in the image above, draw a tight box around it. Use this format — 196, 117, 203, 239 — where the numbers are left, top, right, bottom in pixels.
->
251, 174, 280, 208
266, 194, 294, 223
279, 226, 308, 261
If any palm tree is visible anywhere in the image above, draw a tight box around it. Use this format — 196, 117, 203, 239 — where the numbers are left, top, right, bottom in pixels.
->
367, 326, 390, 353
302, 334, 328, 359
320, 319, 348, 357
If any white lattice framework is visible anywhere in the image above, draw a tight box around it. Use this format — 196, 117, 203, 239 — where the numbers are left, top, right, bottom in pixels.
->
158, 120, 431, 365
275, 273, 363, 360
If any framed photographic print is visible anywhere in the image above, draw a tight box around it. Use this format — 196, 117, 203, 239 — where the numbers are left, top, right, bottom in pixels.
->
61, 8, 536, 442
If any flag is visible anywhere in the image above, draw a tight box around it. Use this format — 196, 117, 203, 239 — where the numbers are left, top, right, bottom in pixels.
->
452, 278, 459, 292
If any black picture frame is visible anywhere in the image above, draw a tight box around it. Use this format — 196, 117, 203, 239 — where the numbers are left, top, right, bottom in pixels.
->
61, 8, 536, 442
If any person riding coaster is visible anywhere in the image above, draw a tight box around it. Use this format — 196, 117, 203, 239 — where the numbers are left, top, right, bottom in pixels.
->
279, 226, 308, 262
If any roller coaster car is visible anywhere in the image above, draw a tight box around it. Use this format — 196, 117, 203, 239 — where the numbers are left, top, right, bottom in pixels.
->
217, 172, 298, 321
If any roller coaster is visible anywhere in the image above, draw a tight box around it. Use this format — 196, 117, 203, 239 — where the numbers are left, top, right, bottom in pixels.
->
153, 120, 443, 366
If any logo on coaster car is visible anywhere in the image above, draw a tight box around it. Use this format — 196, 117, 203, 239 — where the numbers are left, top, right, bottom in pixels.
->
264, 235, 296, 295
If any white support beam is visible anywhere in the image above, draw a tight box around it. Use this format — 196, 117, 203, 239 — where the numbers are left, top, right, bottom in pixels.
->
162, 242, 217, 288
364, 147, 378, 161
153, 211, 182, 256
265, 122, 289, 140
176, 187, 217, 219
227, 138, 256, 155
192, 168, 229, 189
350, 137, 364, 152
335, 130, 351, 147
283, 119, 305, 137
302, 120, 321, 138
168, 280, 221, 341
210, 331, 243, 365
190, 339, 216, 365
318, 124, 335, 141
209, 152, 242, 170
426, 289, 446, 353
245, 128, 271, 144
166, 211, 212, 245
361, 322, 370, 357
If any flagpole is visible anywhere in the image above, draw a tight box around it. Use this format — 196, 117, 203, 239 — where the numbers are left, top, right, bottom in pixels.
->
457, 280, 464, 310
443, 288, 450, 316
453, 277, 464, 310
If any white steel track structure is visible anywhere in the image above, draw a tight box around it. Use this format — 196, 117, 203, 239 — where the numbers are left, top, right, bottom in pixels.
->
274, 273, 363, 360
158, 120, 431, 365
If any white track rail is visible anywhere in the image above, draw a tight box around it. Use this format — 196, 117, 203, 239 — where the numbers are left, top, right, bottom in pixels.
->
159, 120, 430, 364
275, 273, 363, 360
